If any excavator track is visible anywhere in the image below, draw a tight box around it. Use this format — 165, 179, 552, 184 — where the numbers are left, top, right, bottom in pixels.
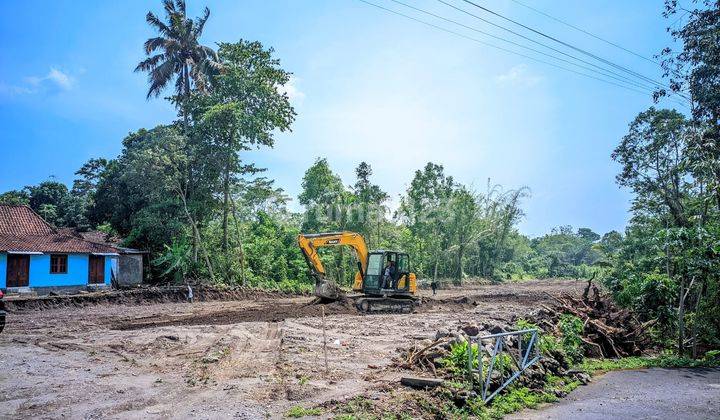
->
354, 297, 417, 314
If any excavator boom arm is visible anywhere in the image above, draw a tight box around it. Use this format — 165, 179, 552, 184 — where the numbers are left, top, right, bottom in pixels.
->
297, 231, 369, 278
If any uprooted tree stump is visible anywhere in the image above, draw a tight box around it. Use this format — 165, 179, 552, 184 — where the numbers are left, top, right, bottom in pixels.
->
538, 282, 656, 358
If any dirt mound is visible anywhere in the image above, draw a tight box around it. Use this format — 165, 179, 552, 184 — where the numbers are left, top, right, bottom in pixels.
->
4, 286, 305, 312
113, 299, 356, 330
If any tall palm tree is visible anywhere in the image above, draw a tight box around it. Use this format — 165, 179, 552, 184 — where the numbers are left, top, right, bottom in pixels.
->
135, 0, 218, 106
135, 1, 219, 267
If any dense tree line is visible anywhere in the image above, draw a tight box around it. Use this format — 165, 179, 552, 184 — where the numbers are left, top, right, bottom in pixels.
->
0, 150, 613, 289
603, 0, 720, 357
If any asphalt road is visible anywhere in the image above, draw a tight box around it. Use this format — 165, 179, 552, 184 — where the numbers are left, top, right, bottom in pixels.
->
510, 367, 720, 420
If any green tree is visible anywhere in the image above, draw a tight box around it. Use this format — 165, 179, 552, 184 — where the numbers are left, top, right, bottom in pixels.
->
659, 0, 720, 210
25, 180, 68, 213
597, 230, 623, 257
299, 158, 345, 232
352, 162, 389, 248
192, 40, 295, 255
23, 180, 69, 226
0, 190, 29, 205
612, 108, 691, 227
134, 0, 220, 263
398, 162, 455, 279
469, 184, 529, 280
577, 227, 601, 242
298, 158, 356, 284
72, 158, 107, 196
611, 105, 718, 356
90, 127, 204, 278
447, 185, 479, 283
237, 177, 291, 217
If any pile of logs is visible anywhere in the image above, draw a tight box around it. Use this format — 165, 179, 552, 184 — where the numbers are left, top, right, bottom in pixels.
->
539, 280, 656, 358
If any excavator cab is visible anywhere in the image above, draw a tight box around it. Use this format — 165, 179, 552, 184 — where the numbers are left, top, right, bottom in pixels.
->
361, 251, 415, 296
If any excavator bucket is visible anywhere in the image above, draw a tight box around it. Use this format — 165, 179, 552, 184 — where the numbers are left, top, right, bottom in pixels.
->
314, 275, 344, 301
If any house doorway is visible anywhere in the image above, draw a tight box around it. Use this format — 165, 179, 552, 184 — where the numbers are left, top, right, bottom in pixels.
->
7, 254, 30, 287
89, 255, 105, 284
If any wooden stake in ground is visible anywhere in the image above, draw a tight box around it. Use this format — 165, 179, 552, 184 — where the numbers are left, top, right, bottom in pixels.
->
322, 305, 329, 377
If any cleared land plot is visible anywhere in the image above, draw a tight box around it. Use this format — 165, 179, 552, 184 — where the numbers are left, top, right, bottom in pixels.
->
0, 280, 582, 418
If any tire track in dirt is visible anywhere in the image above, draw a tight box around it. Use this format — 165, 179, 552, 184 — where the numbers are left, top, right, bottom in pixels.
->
112, 300, 355, 331
110, 289, 563, 332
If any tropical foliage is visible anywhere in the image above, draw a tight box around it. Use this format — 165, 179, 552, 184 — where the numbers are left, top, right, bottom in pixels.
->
604, 0, 720, 356
0, 0, 718, 360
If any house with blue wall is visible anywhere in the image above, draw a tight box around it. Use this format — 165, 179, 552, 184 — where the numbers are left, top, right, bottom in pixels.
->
0, 204, 119, 292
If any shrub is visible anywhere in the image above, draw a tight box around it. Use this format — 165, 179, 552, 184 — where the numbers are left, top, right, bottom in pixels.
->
558, 314, 584, 364
441, 341, 479, 375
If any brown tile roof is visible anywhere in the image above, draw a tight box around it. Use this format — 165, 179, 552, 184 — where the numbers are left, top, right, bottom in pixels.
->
0, 234, 119, 253
0, 205, 119, 254
78, 230, 123, 247
0, 205, 55, 235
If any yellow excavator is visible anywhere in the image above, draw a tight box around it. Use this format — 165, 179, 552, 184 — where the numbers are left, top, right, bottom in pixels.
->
297, 231, 419, 313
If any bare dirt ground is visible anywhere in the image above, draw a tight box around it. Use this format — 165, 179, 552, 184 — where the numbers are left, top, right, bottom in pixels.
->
0, 280, 583, 419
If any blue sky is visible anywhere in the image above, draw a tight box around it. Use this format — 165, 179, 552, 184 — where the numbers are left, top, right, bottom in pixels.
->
0, 0, 686, 236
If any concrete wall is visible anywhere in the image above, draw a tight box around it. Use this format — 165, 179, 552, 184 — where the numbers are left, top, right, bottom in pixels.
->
0, 253, 114, 289
117, 254, 143, 286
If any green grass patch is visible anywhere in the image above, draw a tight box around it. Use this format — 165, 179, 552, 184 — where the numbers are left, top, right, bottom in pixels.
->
332, 396, 376, 418
487, 387, 557, 418
580, 354, 720, 373
461, 387, 558, 420
285, 405, 323, 418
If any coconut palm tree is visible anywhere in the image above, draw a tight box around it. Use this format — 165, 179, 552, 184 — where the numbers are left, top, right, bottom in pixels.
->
135, 0, 218, 106
135, 1, 219, 265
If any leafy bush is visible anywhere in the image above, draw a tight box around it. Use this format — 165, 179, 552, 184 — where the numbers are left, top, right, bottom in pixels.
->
441, 341, 479, 375
617, 273, 677, 326
558, 314, 584, 364
515, 319, 566, 360
704, 350, 720, 362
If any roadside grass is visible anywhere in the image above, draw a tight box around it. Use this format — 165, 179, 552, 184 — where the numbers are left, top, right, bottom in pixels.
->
478, 387, 558, 419
580, 352, 720, 373
461, 352, 720, 419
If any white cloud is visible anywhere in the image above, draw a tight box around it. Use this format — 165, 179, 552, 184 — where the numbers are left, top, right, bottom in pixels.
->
0, 83, 34, 95
1, 68, 75, 96
26, 68, 75, 91
495, 64, 542, 88
277, 76, 305, 103
46, 68, 74, 90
